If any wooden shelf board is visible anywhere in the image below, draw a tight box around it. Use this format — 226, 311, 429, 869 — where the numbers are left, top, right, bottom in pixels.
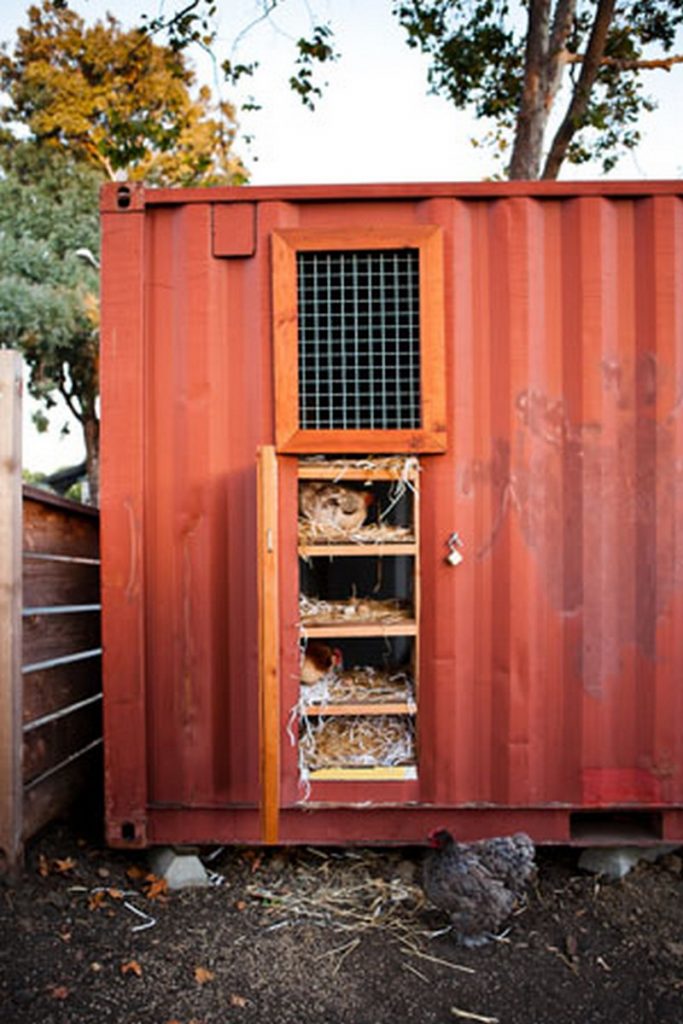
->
299, 543, 416, 558
297, 465, 419, 482
302, 701, 417, 717
301, 622, 417, 639
307, 765, 418, 781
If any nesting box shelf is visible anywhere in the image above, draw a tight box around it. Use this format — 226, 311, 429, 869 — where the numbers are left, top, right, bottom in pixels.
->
307, 766, 418, 782
301, 623, 418, 639
297, 458, 420, 782
299, 543, 417, 558
301, 702, 417, 717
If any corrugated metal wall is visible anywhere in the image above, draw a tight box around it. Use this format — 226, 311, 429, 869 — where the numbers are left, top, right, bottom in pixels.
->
101, 183, 683, 846
419, 194, 683, 812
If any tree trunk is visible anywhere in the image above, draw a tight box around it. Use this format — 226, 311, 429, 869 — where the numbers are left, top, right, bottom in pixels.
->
542, 0, 617, 178
509, 0, 552, 179
83, 414, 100, 506
509, 0, 577, 179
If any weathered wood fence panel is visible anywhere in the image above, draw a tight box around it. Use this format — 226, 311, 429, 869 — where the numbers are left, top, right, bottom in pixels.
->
0, 351, 102, 872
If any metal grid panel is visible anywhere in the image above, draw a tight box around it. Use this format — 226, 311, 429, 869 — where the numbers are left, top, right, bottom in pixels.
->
297, 249, 421, 430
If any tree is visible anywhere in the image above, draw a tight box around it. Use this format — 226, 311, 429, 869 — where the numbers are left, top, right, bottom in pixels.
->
393, 0, 683, 178
0, 1, 247, 184
0, 2, 249, 502
0, 148, 102, 500
61, 0, 682, 179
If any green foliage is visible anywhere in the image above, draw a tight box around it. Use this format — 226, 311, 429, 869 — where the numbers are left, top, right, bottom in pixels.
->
288, 24, 338, 110
0, 0, 247, 185
393, 0, 683, 176
0, 147, 100, 432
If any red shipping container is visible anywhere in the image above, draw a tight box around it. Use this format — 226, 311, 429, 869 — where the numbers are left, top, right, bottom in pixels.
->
100, 180, 683, 848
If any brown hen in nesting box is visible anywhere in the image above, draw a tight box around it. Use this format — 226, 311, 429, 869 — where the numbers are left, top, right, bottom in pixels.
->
299, 482, 373, 534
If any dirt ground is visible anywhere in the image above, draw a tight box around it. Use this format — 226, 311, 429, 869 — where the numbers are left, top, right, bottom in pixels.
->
2, 814, 683, 1024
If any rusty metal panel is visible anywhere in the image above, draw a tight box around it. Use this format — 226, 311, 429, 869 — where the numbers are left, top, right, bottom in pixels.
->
100, 182, 683, 847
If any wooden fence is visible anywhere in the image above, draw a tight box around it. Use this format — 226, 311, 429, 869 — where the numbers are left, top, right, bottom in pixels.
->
0, 351, 102, 872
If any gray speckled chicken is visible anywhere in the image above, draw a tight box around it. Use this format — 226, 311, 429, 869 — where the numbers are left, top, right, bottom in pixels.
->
422, 829, 536, 946
465, 832, 537, 896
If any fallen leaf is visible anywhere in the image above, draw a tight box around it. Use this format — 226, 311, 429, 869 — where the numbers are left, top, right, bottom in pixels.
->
126, 865, 146, 880
37, 854, 50, 877
89, 891, 108, 911
235, 900, 247, 912
53, 857, 77, 874
144, 875, 169, 900
120, 960, 143, 978
230, 993, 248, 1008
58, 928, 72, 943
107, 887, 125, 900
194, 966, 215, 985
49, 985, 70, 1000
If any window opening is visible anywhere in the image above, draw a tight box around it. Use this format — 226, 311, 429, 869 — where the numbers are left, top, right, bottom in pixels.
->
297, 250, 421, 431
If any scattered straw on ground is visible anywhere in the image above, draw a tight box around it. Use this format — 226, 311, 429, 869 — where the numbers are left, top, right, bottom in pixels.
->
245, 849, 474, 975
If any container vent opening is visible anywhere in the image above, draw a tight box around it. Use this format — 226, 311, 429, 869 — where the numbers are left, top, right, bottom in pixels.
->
116, 185, 132, 210
120, 821, 137, 841
297, 249, 421, 430
569, 810, 663, 845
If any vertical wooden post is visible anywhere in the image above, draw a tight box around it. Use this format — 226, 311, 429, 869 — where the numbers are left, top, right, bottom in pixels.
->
257, 446, 280, 844
0, 351, 23, 872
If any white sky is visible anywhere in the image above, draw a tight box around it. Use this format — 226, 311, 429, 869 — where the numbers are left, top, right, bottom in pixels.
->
1, 0, 682, 473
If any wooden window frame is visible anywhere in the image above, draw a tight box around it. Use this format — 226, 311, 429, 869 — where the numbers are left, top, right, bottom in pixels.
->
272, 226, 447, 453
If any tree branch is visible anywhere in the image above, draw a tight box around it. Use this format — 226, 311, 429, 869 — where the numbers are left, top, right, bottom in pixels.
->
564, 52, 683, 71
542, 0, 617, 179
58, 378, 84, 425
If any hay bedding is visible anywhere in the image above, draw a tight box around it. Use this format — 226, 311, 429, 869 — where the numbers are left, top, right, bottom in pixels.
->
299, 715, 416, 770
299, 665, 415, 706
299, 455, 420, 477
298, 519, 415, 546
299, 594, 413, 626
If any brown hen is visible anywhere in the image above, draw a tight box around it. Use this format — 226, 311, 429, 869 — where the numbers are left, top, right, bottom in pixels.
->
299, 482, 373, 534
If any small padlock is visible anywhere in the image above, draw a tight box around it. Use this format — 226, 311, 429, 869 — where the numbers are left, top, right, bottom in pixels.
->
447, 547, 464, 567
446, 531, 464, 567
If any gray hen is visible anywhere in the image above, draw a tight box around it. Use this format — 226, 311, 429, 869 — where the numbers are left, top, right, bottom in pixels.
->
465, 832, 537, 896
423, 829, 535, 946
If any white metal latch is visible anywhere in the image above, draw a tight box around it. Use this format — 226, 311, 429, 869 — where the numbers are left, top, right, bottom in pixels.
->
446, 532, 464, 566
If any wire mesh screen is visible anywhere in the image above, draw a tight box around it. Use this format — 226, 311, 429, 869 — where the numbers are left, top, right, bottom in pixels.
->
297, 249, 421, 430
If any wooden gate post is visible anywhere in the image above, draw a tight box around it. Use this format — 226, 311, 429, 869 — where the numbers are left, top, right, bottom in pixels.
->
0, 351, 23, 872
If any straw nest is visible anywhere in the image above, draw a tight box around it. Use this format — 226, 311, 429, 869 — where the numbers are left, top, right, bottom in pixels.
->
298, 519, 414, 546
299, 594, 413, 626
299, 715, 415, 770
299, 455, 420, 478
299, 666, 415, 706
